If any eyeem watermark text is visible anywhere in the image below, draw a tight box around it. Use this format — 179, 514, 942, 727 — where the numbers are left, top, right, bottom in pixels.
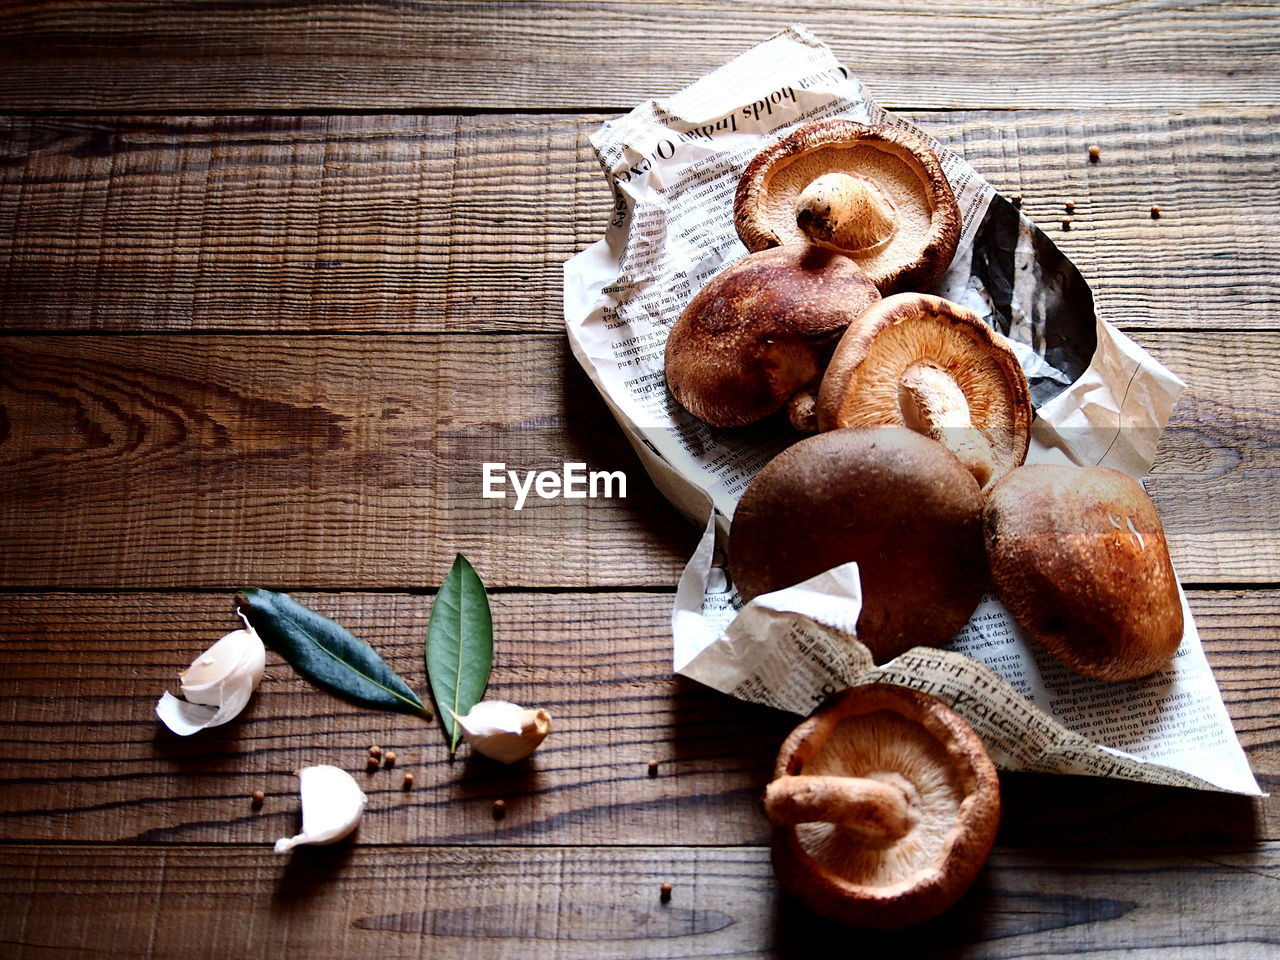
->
482, 462, 627, 511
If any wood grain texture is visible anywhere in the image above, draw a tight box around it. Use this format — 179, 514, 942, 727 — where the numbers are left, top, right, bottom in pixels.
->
0, 590, 1272, 845
0, 334, 696, 589
0, 3, 1275, 955
1, 2, 1277, 112
1, 331, 1276, 588
1, 843, 1277, 959
1141, 332, 1280, 583
0, 113, 602, 332
1, 110, 1277, 333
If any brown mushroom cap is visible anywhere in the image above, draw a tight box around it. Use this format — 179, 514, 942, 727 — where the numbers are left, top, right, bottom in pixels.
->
729, 427, 985, 661
817, 292, 1032, 491
664, 244, 880, 430
767, 684, 1000, 929
734, 120, 961, 294
984, 464, 1184, 682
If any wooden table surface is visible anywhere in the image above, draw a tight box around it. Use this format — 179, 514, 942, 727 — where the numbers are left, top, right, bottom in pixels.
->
1, 3, 1277, 957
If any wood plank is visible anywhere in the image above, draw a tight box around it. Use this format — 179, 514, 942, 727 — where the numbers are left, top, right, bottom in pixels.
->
1, 330, 1276, 588
2, 110, 1277, 333
0, 591, 1273, 845
1, 843, 1277, 958
0, 592, 788, 846
0, 334, 697, 589
923, 109, 1280, 332
1141, 333, 1280, 584
0, 114, 604, 333
1, 3, 1277, 112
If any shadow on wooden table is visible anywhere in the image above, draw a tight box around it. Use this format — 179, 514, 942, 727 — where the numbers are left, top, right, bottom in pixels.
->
763, 774, 1265, 955
450, 754, 548, 805
770, 873, 1128, 955
557, 346, 698, 541
771, 836, 1271, 956
668, 673, 796, 752
150, 697, 265, 770
272, 841, 358, 908
998, 771, 1264, 845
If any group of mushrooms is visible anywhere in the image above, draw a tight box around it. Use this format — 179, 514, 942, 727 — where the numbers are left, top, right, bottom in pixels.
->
662, 120, 1185, 927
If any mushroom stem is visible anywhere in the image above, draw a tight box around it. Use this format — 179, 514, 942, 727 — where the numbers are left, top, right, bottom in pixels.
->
898, 361, 996, 488
795, 173, 896, 252
764, 774, 915, 848
786, 388, 819, 433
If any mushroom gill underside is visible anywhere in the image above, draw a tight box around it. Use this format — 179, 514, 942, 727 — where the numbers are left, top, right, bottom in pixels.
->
775, 711, 964, 889
820, 317, 1022, 488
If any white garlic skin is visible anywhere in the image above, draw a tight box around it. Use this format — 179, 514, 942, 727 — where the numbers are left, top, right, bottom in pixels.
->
274, 765, 367, 854
155, 620, 267, 736
456, 700, 552, 763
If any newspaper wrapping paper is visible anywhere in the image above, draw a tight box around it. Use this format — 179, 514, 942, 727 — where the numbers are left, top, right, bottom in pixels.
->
563, 26, 1260, 795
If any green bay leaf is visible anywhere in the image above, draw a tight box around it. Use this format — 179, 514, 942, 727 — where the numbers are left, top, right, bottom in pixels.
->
425, 554, 494, 752
238, 588, 429, 718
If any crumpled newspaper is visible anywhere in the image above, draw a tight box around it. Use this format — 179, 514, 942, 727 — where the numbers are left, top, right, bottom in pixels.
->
563, 25, 1260, 795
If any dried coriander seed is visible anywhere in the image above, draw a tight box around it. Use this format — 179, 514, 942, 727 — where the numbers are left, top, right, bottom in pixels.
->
251, 789, 265, 808
648, 760, 660, 778
660, 882, 674, 903
402, 772, 414, 789
1150, 205, 1162, 219
1088, 144, 1101, 162
382, 750, 397, 768
492, 799, 507, 820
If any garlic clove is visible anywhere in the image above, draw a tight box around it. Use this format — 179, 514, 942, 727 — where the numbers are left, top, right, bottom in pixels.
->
274, 765, 367, 854
455, 700, 552, 763
155, 619, 267, 736
154, 691, 221, 737
180, 626, 265, 703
